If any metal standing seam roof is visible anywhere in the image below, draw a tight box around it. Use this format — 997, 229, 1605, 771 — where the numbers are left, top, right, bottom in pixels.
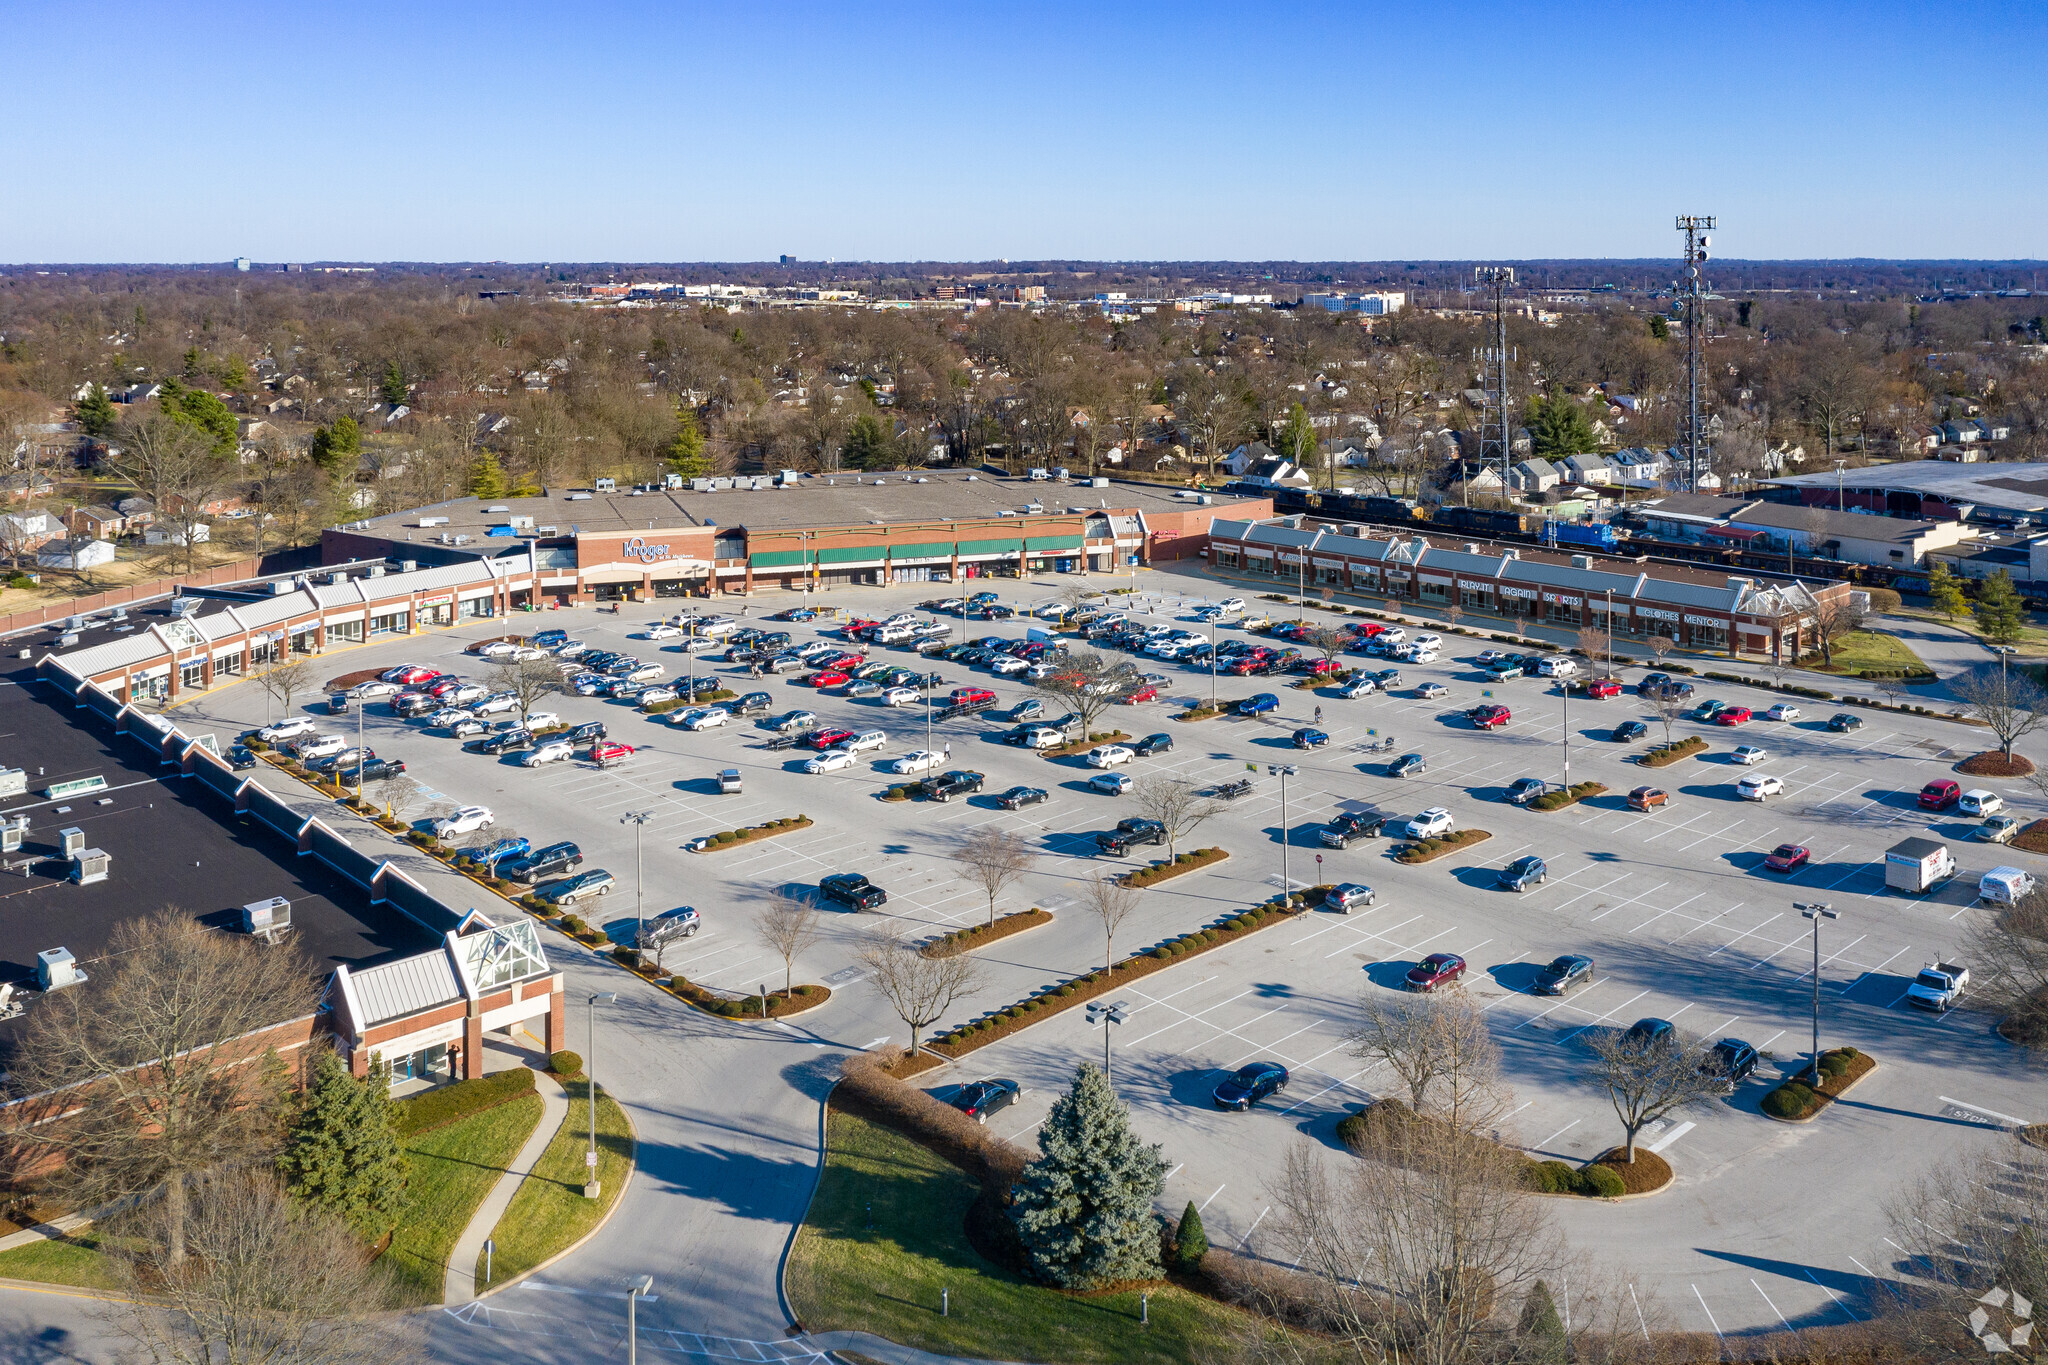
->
346, 949, 464, 1027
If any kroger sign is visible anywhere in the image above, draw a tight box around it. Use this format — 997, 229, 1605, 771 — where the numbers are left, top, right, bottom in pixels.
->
616, 537, 673, 564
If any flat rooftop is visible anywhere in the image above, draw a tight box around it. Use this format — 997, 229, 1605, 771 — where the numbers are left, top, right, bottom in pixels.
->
0, 667, 439, 1062
1764, 460, 2048, 515
353, 470, 1268, 540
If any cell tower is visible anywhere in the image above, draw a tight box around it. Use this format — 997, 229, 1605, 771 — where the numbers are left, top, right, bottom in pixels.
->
1675, 216, 1716, 492
1473, 266, 1515, 496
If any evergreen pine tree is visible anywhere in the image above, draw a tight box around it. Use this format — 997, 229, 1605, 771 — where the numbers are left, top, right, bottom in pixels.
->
309, 416, 363, 479
1974, 569, 2026, 645
1927, 558, 1969, 620
1517, 1281, 1568, 1364
1525, 387, 1598, 458
74, 383, 116, 438
380, 360, 408, 406
1171, 1199, 1208, 1271
843, 413, 892, 471
276, 1049, 406, 1236
1009, 1064, 1166, 1288
664, 409, 708, 478
468, 451, 509, 498
158, 379, 239, 456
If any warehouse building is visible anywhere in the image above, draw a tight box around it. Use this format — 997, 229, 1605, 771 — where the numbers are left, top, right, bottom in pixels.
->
1760, 460, 2048, 527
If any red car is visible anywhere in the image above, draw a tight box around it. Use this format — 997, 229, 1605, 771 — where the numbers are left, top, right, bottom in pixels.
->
1763, 843, 1810, 872
949, 686, 996, 707
804, 727, 857, 750
820, 652, 866, 671
1585, 678, 1623, 699
588, 741, 635, 765
383, 664, 437, 685
1229, 657, 1266, 676
1469, 705, 1511, 730
1919, 779, 1960, 810
426, 677, 467, 698
1355, 623, 1387, 639
1406, 952, 1466, 992
1715, 706, 1753, 726
1117, 685, 1160, 704
806, 670, 851, 688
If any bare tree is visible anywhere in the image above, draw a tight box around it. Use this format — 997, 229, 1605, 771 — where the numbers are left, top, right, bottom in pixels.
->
1575, 624, 1611, 679
1346, 993, 1507, 1135
2, 910, 318, 1264
1953, 663, 2048, 763
1646, 633, 1673, 672
254, 650, 318, 724
372, 773, 424, 827
1031, 650, 1143, 738
857, 930, 980, 1056
1348, 992, 1452, 1112
1583, 1028, 1721, 1163
1808, 592, 1868, 668
1963, 886, 2048, 1048
109, 410, 232, 574
106, 1166, 404, 1365
1303, 623, 1353, 668
1650, 689, 1687, 749
1082, 871, 1140, 976
487, 656, 563, 724
755, 892, 824, 995
952, 827, 1033, 928
1129, 776, 1225, 860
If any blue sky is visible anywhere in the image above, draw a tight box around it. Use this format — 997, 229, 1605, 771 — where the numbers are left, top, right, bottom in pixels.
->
6, 0, 2044, 263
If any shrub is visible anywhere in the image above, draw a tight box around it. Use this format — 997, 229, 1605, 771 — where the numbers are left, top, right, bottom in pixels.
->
1580, 1164, 1626, 1198
1151, 946, 1171, 960
669, 975, 688, 991
1820, 1052, 1851, 1079
548, 1050, 582, 1077
1523, 1160, 1579, 1194
1334, 1111, 1369, 1151
1761, 1083, 1815, 1119
611, 946, 640, 968
392, 1067, 536, 1139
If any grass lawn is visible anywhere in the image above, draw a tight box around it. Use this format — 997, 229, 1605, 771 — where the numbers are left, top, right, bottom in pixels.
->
785, 1111, 1277, 1365
477, 1080, 632, 1287
382, 1091, 544, 1306
0, 1232, 117, 1290
1807, 629, 1931, 677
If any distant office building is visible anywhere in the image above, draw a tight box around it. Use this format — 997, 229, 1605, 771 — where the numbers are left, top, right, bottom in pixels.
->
779, 254, 795, 265
233, 256, 250, 272
1301, 291, 1406, 315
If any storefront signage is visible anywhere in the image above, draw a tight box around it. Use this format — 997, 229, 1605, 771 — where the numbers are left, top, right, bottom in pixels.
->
619, 537, 672, 564
1499, 585, 1538, 599
1636, 606, 1679, 621
1542, 591, 1583, 606
417, 593, 453, 607
1684, 613, 1725, 627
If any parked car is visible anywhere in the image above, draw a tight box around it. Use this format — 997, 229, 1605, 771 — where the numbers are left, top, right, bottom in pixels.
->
1324, 883, 1376, 912
1715, 706, 1754, 727
1468, 704, 1511, 730
928, 770, 986, 802
1736, 773, 1783, 802
456, 836, 531, 871
1763, 843, 1811, 872
950, 1078, 1021, 1124
504, 841, 583, 882
432, 805, 495, 839
1627, 786, 1670, 811
1584, 678, 1623, 700
769, 710, 819, 733
1611, 720, 1648, 743
1129, 732, 1174, 757
257, 717, 317, 743
1498, 855, 1548, 891
1406, 953, 1467, 992
338, 756, 407, 784
1212, 1061, 1289, 1111
1731, 745, 1768, 765
523, 740, 575, 767
997, 785, 1049, 810
890, 750, 946, 775
1961, 789, 2005, 817
1763, 704, 1801, 722
820, 872, 887, 910
1625, 1018, 1676, 1048
469, 729, 532, 756
1236, 693, 1279, 716
1334, 675, 1377, 699
224, 744, 258, 771
1088, 772, 1133, 796
1415, 681, 1449, 699
1086, 744, 1136, 768
803, 748, 858, 774
1320, 809, 1388, 848
537, 869, 615, 906
588, 741, 635, 765
1828, 712, 1864, 732
1390, 753, 1427, 779
1703, 1038, 1760, 1089
1402, 808, 1454, 839
1533, 954, 1594, 995
566, 720, 609, 744
1502, 777, 1550, 806
1291, 727, 1330, 749
1096, 818, 1166, 856
1977, 814, 2024, 844
1919, 779, 1961, 811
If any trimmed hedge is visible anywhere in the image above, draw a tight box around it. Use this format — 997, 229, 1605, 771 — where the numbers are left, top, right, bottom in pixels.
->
1394, 828, 1492, 864
665, 975, 827, 1019
688, 815, 812, 851
1042, 730, 1131, 759
1123, 847, 1228, 888
548, 1051, 582, 1077
392, 1067, 537, 1140
834, 1049, 1029, 1193
1639, 736, 1708, 767
1761, 1047, 1873, 1121
921, 908, 1053, 958
1528, 781, 1606, 812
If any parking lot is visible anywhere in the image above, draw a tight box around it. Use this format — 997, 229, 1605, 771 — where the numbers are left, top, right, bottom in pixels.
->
165, 569, 2048, 1338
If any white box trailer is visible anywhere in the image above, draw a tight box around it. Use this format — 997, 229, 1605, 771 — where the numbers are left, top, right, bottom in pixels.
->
1886, 837, 1958, 894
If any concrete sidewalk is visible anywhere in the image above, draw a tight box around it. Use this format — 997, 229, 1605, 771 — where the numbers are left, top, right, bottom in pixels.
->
444, 1062, 570, 1304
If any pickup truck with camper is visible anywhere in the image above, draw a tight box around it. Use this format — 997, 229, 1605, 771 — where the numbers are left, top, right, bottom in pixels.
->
1885, 837, 1958, 894
1905, 961, 1969, 1013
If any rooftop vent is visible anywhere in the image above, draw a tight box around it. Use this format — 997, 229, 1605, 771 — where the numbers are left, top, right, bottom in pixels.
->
271, 580, 292, 595
36, 947, 85, 991
1572, 555, 1592, 569
485, 505, 510, 513
419, 516, 450, 527
568, 493, 593, 501
400, 560, 417, 573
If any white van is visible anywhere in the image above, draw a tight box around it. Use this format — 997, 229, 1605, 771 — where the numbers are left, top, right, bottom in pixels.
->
1980, 865, 2037, 905
1960, 789, 2005, 817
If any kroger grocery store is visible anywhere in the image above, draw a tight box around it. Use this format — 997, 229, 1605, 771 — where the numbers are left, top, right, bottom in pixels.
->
50, 472, 1268, 703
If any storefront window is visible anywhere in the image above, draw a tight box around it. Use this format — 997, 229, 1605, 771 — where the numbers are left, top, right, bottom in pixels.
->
1460, 588, 1492, 611
1317, 565, 1342, 585
326, 619, 364, 646
1420, 580, 1450, 602
180, 661, 205, 690
1689, 623, 1729, 650
1546, 601, 1578, 624
215, 652, 242, 677
369, 610, 409, 636
1215, 549, 1239, 569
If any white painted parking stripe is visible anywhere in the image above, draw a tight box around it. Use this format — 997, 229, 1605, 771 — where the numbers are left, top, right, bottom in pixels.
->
1530, 1118, 1579, 1151
1646, 1120, 1693, 1154
1197, 1184, 1226, 1213
1691, 1285, 1725, 1343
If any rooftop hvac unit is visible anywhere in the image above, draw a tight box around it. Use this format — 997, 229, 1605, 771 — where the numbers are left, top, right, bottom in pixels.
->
65, 615, 86, 631
327, 571, 346, 585
57, 633, 78, 646
1091, 477, 1109, 488
241, 896, 293, 943
270, 579, 292, 595
58, 827, 86, 857
0, 769, 23, 797
452, 534, 469, 545
71, 848, 109, 885
37, 947, 85, 991
440, 533, 453, 544
419, 516, 450, 527
367, 564, 385, 577
689, 479, 713, 491
110, 607, 127, 621
567, 492, 592, 501
2, 817, 25, 853
595, 478, 617, 492
172, 597, 200, 617
400, 560, 417, 573
485, 504, 510, 513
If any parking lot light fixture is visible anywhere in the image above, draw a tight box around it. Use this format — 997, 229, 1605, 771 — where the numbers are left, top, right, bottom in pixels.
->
1085, 999, 1130, 1093
1795, 903, 1838, 1085
626, 1275, 653, 1365
585, 991, 617, 1199
1268, 764, 1300, 897
1559, 675, 1571, 790
621, 810, 654, 940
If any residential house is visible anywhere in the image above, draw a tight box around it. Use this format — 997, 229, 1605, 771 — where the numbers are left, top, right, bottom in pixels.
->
1940, 420, 1982, 445
1980, 419, 2012, 442
1, 472, 57, 503
1239, 457, 1313, 489
475, 412, 515, 439
1608, 447, 1673, 485
163, 491, 243, 519
144, 522, 210, 547
0, 510, 63, 557
37, 537, 116, 570
1220, 442, 1276, 477
116, 382, 162, 404
66, 505, 129, 539
1561, 453, 1615, 485
114, 496, 156, 527
1509, 459, 1562, 494
1901, 426, 1942, 456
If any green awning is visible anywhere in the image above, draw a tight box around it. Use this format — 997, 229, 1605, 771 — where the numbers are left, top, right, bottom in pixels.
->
888, 541, 954, 560
957, 537, 1023, 556
749, 550, 806, 569
815, 545, 884, 566
1027, 534, 1083, 552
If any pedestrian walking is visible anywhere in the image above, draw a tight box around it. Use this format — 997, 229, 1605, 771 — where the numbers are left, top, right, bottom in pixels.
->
1314, 705, 1323, 726
944, 741, 952, 759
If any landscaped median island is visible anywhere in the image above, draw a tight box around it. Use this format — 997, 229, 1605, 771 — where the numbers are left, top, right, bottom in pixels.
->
641, 690, 736, 713
890, 896, 1313, 1079
922, 908, 1053, 958
1394, 829, 1491, 864
1638, 736, 1708, 768
1958, 750, 2038, 777
1528, 782, 1606, 813
1336, 1098, 1671, 1200
1122, 847, 1228, 888
383, 1074, 546, 1305
684, 814, 812, 852
1041, 730, 1130, 759
1172, 705, 1223, 722
1761, 1048, 1876, 1122
475, 1073, 633, 1289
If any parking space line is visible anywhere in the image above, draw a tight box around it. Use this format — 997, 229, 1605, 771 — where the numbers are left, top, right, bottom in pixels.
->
1751, 1279, 1791, 1331
1555, 990, 1650, 1044
1691, 1285, 1725, 1343
1197, 1184, 1226, 1213
1530, 1118, 1579, 1151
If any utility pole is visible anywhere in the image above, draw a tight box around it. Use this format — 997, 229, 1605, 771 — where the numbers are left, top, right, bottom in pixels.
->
1474, 267, 1516, 497
1675, 216, 1717, 492
584, 992, 617, 1198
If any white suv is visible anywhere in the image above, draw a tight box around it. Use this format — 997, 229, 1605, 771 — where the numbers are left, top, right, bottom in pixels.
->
845, 730, 888, 753
433, 806, 495, 838
523, 739, 575, 767
257, 717, 316, 743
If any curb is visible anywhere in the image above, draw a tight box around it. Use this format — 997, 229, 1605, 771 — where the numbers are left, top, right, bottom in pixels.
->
1761, 1059, 1880, 1124
469, 1084, 640, 1302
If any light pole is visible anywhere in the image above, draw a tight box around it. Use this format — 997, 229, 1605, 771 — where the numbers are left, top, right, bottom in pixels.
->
1268, 763, 1300, 898
621, 810, 654, 943
1558, 678, 1571, 790
1209, 625, 1218, 712
1795, 903, 1837, 1085
584, 991, 617, 1199
626, 1275, 653, 1365
1085, 999, 1129, 1094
